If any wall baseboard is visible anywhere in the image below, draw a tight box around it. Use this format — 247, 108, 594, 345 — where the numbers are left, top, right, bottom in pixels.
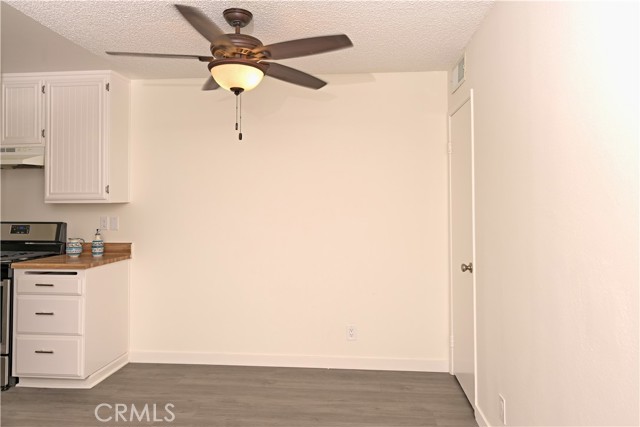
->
129, 350, 449, 372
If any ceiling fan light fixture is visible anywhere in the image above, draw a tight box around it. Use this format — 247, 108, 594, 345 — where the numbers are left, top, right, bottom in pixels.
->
208, 60, 266, 93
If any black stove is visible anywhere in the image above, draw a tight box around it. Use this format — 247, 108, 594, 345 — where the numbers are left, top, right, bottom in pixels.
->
1, 223, 67, 275
1, 250, 60, 264
1, 221, 67, 390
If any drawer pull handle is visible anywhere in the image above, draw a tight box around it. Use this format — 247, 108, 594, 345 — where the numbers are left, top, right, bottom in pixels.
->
35, 350, 54, 354
35, 283, 54, 287
35, 312, 54, 316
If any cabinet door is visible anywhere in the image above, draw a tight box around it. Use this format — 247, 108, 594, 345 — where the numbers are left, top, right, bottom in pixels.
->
45, 77, 108, 201
2, 77, 44, 146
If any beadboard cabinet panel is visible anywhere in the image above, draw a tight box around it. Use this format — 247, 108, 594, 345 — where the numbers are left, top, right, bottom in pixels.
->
45, 77, 106, 201
2, 77, 44, 146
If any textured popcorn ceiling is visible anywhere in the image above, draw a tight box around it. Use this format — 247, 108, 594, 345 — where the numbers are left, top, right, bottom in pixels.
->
5, 0, 494, 79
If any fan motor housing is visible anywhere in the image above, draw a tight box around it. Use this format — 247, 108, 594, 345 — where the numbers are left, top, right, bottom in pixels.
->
211, 34, 264, 58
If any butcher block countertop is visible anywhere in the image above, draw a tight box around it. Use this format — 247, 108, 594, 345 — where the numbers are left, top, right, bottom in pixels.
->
11, 243, 132, 270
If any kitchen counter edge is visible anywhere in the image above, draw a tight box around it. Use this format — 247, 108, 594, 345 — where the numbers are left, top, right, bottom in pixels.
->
11, 243, 132, 270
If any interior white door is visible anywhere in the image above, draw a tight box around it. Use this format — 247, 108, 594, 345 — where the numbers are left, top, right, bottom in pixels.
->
450, 96, 475, 406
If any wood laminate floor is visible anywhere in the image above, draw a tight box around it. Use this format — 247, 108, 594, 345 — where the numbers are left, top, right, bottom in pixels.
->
0, 363, 477, 427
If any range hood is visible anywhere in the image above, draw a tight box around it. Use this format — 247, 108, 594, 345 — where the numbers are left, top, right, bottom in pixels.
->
0, 146, 44, 169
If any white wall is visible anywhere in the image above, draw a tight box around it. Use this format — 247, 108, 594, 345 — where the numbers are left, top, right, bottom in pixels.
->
450, 2, 639, 426
1, 3, 113, 73
1, 71, 451, 371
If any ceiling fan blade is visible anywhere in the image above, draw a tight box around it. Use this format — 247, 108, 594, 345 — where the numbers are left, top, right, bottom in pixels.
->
263, 62, 326, 90
256, 34, 353, 60
202, 76, 220, 91
106, 51, 213, 62
174, 4, 232, 46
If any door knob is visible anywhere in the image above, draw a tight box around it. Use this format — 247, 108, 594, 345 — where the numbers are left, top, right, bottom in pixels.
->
461, 262, 473, 273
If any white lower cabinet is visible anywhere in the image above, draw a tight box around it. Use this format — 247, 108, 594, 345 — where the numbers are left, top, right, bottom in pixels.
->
13, 261, 129, 388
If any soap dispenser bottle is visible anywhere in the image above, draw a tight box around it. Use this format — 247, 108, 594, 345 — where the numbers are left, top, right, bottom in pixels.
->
91, 229, 104, 257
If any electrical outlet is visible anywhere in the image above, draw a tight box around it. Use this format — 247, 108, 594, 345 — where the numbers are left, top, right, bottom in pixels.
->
499, 394, 506, 425
109, 216, 119, 231
346, 325, 357, 341
99, 216, 108, 230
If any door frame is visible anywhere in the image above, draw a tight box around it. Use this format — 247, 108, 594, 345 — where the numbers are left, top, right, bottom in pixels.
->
447, 89, 478, 407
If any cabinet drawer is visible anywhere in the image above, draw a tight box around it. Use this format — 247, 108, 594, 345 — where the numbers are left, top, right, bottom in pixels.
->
15, 336, 82, 377
17, 274, 82, 295
16, 296, 82, 335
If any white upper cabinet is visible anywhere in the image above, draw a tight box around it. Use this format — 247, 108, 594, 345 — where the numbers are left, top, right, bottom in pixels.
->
44, 71, 130, 203
2, 71, 130, 203
2, 77, 44, 146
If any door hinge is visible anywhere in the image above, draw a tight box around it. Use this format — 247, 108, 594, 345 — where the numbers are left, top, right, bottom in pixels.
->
105, 185, 110, 194
41, 85, 45, 94
106, 83, 110, 92
41, 129, 45, 138
447, 142, 452, 154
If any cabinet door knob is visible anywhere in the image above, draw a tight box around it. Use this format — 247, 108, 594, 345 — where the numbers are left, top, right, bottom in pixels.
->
461, 262, 473, 273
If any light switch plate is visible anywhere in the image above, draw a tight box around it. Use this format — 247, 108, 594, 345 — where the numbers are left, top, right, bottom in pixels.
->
109, 216, 119, 231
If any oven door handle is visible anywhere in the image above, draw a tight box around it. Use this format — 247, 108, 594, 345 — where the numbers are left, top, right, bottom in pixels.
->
1, 279, 10, 355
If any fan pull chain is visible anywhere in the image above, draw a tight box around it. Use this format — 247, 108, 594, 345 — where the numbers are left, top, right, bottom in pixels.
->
232, 88, 245, 141
234, 93, 243, 141
238, 93, 243, 141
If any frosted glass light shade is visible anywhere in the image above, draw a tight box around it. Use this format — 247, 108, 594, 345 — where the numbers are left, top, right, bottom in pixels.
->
210, 63, 265, 92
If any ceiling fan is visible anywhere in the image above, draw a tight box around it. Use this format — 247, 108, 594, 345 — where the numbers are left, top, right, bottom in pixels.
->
106, 4, 354, 94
